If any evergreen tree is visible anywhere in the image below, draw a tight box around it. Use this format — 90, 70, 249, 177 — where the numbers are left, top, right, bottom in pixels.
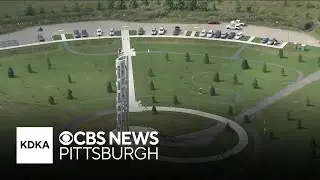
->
143, 0, 150, 6
306, 96, 311, 106
262, 63, 267, 73
47, 57, 52, 70
147, 67, 154, 77
185, 52, 191, 62
269, 131, 275, 140
73, 3, 81, 12
310, 137, 317, 149
177, 0, 185, 10
107, 81, 113, 93
235, 0, 241, 12
150, 80, 155, 90
173, 95, 179, 104
166, 0, 174, 9
25, 4, 35, 16
197, 0, 208, 11
213, 72, 220, 82
152, 94, 156, 103
165, 52, 169, 61
278, 49, 284, 58
244, 115, 251, 123
241, 58, 250, 70
27, 64, 33, 73
7, 67, 15, 78
281, 68, 285, 76
252, 79, 259, 89
298, 53, 303, 63
39, 7, 45, 14
97, 1, 103, 10
67, 89, 73, 100
108, 0, 115, 9
67, 74, 72, 84
204, 53, 209, 64
117, 0, 126, 9
152, 105, 158, 115
296, 119, 302, 129
212, 1, 217, 11
287, 111, 292, 120
233, 74, 238, 85
187, 0, 197, 10
130, 0, 138, 8
228, 105, 234, 116
48, 96, 55, 105
209, 86, 216, 96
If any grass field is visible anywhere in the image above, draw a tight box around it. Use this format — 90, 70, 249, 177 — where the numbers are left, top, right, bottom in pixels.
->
52, 34, 62, 40
80, 111, 217, 136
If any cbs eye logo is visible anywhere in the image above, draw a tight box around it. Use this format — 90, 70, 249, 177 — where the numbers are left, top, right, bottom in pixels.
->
59, 131, 73, 145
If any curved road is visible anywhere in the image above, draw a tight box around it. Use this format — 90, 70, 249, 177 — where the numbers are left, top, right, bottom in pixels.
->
0, 20, 319, 47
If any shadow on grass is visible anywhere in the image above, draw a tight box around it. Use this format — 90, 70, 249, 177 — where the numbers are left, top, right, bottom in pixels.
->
235, 82, 244, 85
263, 70, 271, 73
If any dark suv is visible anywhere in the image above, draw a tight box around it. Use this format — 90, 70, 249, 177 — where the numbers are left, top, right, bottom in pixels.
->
214, 30, 221, 38
37, 34, 45, 42
81, 30, 88, 37
228, 32, 236, 39
173, 26, 181, 35
74, 29, 81, 38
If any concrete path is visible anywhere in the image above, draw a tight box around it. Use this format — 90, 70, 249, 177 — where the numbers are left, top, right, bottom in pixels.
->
248, 36, 255, 42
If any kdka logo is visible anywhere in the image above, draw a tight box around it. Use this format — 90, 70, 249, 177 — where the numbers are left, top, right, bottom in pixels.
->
16, 127, 53, 164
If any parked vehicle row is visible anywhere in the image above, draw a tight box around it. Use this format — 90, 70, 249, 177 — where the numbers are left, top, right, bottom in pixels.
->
199, 29, 244, 40
260, 37, 279, 45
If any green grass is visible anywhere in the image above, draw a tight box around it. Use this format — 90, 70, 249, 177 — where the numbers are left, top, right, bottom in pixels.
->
240, 36, 251, 41
115, 30, 121, 36
65, 34, 74, 39
80, 111, 217, 136
194, 32, 200, 37
129, 30, 137, 35
52, 34, 62, 40
185, 31, 192, 36
251, 37, 262, 43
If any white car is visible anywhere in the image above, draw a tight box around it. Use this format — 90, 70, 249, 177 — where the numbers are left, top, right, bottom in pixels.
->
96, 29, 103, 36
151, 28, 157, 35
234, 32, 244, 40
226, 24, 242, 30
199, 29, 206, 37
159, 26, 165, 35
231, 20, 246, 26
206, 30, 213, 38
109, 28, 115, 36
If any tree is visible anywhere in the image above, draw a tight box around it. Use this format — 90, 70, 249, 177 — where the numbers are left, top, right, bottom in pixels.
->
166, 0, 174, 9
47, 57, 52, 70
244, 115, 251, 123
27, 64, 33, 73
235, 0, 241, 12
67, 89, 73, 100
152, 105, 158, 115
108, 0, 115, 9
310, 137, 317, 158
25, 5, 35, 16
107, 81, 113, 93
156, 0, 161, 5
252, 79, 259, 89
296, 119, 302, 129
225, 123, 231, 132
246, 5, 252, 13
197, 0, 208, 11
7, 67, 15, 78
97, 1, 103, 10
283, 0, 288, 6
310, 137, 317, 149
73, 3, 81, 12
262, 63, 268, 73
298, 53, 303, 63
278, 49, 284, 58
185, 52, 191, 62
287, 111, 292, 120
281, 68, 285, 76
187, 0, 197, 10
233, 74, 238, 85
306, 96, 311, 106
177, 0, 185, 10
165, 52, 169, 61
130, 0, 138, 8
212, 1, 217, 11
204, 53, 209, 64
39, 7, 45, 14
67, 74, 72, 84
152, 94, 156, 103
317, 56, 320, 67
150, 80, 155, 90
209, 86, 216, 96
213, 72, 220, 82
143, 0, 150, 6
269, 131, 276, 140
241, 58, 250, 70
228, 105, 234, 116
117, 0, 126, 9
147, 67, 154, 77
173, 95, 179, 105
48, 96, 55, 105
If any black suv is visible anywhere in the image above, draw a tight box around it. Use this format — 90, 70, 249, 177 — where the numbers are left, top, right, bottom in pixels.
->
37, 34, 45, 42
228, 32, 236, 39
74, 29, 81, 38
173, 26, 181, 35
214, 30, 221, 38
81, 30, 88, 37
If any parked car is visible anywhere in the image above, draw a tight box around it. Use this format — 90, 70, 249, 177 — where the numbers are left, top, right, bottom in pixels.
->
272, 38, 279, 45
138, 27, 145, 35
208, 20, 220, 24
261, 37, 269, 43
37, 34, 45, 42
109, 28, 115, 36
199, 29, 207, 37
74, 29, 81, 38
234, 32, 244, 40
173, 26, 181, 35
159, 26, 165, 35
267, 38, 275, 45
151, 28, 157, 35
96, 29, 103, 36
81, 30, 88, 37
228, 32, 236, 39
221, 32, 228, 39
206, 30, 214, 38
214, 30, 221, 38
226, 24, 242, 30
